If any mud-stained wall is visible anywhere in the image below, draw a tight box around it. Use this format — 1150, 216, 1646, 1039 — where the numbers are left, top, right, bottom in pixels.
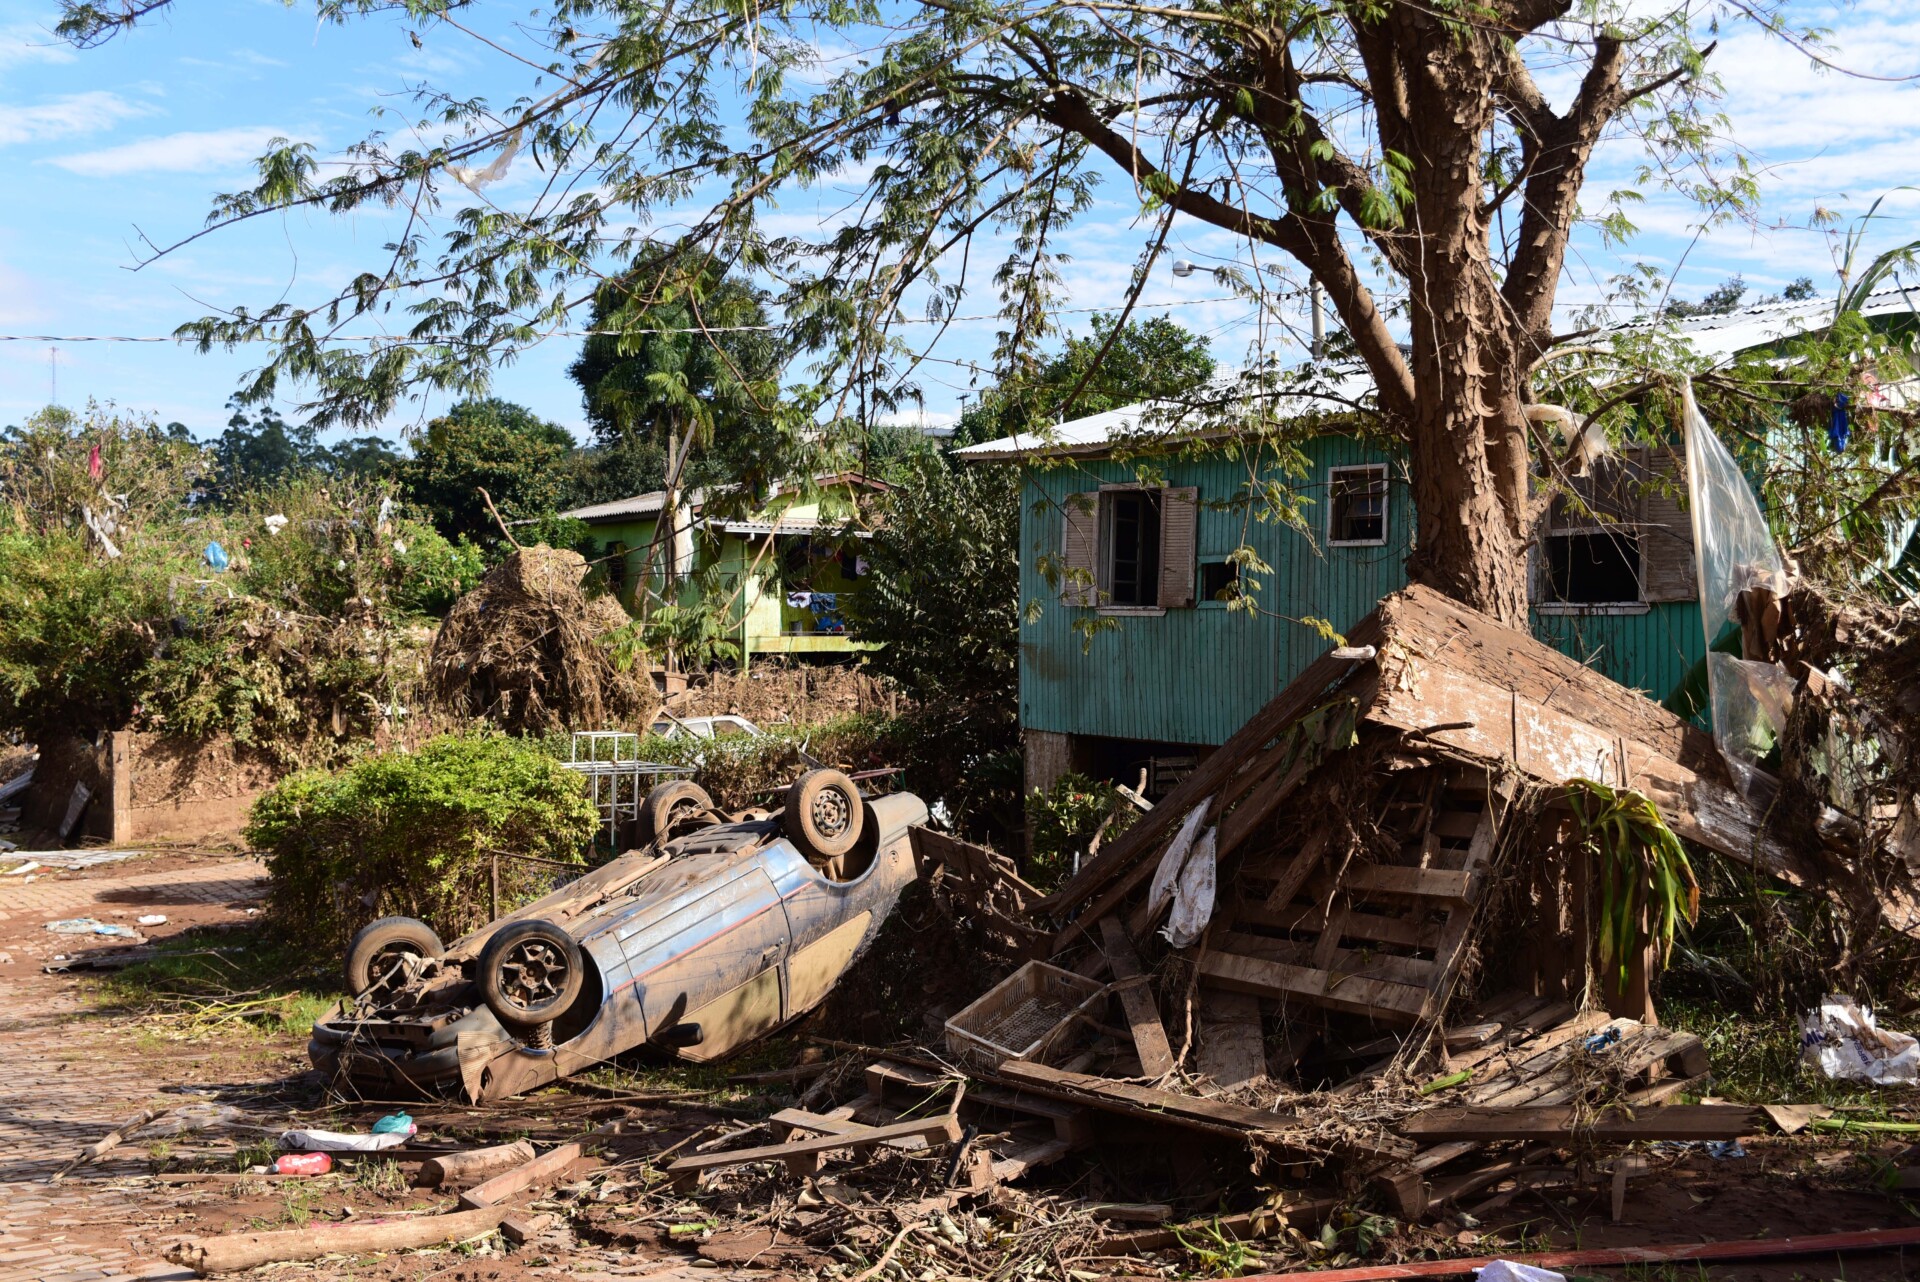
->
24, 730, 282, 846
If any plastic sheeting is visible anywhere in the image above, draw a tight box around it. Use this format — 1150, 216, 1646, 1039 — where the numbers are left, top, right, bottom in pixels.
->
1682, 384, 1793, 792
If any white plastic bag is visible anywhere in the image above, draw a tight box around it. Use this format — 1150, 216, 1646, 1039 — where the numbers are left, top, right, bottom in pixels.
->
1799, 994, 1920, 1085
1682, 386, 1792, 792
1477, 1263, 1566, 1282
1144, 801, 1211, 924
279, 1127, 413, 1152
1161, 825, 1217, 949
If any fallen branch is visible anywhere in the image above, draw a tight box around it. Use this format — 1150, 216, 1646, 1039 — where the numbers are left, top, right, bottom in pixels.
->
847, 1222, 915, 1282
165, 1204, 511, 1275
51, 1107, 169, 1182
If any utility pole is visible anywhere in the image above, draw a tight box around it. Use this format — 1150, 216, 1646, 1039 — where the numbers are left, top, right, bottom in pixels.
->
49, 346, 58, 406
1309, 282, 1325, 362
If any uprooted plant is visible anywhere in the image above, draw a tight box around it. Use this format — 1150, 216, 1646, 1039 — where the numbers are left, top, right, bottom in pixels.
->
1567, 779, 1702, 991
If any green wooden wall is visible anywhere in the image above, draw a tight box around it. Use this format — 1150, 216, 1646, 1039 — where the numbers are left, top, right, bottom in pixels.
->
1016, 438, 1705, 747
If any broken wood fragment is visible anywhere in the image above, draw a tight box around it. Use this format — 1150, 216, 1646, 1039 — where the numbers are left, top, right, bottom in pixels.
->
1098, 917, 1175, 1076
419, 1140, 536, 1189
51, 1107, 168, 1182
664, 1114, 964, 1189
457, 1141, 583, 1210
1400, 1103, 1756, 1143
165, 1204, 512, 1274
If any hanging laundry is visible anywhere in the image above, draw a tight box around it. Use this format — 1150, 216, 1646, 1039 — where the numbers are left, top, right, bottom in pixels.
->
786, 590, 812, 609
809, 592, 838, 612
854, 555, 871, 577
87, 443, 104, 482
1829, 391, 1851, 453
204, 541, 231, 572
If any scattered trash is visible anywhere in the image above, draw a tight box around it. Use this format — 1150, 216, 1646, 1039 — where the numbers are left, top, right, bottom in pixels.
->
1705, 1140, 1748, 1160
1477, 1262, 1567, 1282
371, 1112, 415, 1135
8, 848, 142, 869
0, 952, 12, 964
1762, 1103, 1834, 1134
279, 1127, 411, 1153
137, 913, 168, 926
274, 1152, 335, 1176
3, 860, 39, 876
1583, 1027, 1621, 1053
1800, 994, 1920, 1084
263, 513, 289, 535
44, 918, 141, 939
135, 1103, 248, 1137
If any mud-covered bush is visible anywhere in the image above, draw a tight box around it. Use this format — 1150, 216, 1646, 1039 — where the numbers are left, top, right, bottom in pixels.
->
247, 730, 599, 951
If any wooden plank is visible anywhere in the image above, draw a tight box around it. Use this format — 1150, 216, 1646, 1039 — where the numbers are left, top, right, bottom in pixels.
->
666, 1114, 963, 1183
457, 1142, 583, 1210
1343, 865, 1474, 901
1196, 990, 1269, 1091
1098, 917, 1176, 1077
1240, 903, 1437, 949
1258, 832, 1329, 912
1199, 950, 1429, 1022
1401, 1103, 1757, 1143
1041, 632, 1379, 918
1419, 789, 1506, 1021
865, 1060, 1091, 1146
982, 1061, 1423, 1162
768, 1109, 932, 1151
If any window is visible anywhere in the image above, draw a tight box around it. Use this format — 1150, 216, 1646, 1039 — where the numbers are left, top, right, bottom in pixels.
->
605, 541, 629, 597
1328, 465, 1388, 546
1103, 490, 1162, 606
1061, 486, 1198, 609
1199, 559, 1241, 602
1540, 455, 1645, 607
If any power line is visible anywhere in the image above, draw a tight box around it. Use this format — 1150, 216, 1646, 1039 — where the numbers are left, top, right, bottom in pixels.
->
0, 295, 1272, 344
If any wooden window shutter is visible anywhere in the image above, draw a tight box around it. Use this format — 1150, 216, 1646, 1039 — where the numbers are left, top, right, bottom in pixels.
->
1157, 486, 1199, 608
1062, 492, 1099, 606
1639, 445, 1698, 602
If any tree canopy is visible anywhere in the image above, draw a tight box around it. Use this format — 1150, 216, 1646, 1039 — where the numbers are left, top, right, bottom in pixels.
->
65, 0, 1855, 622
402, 398, 577, 547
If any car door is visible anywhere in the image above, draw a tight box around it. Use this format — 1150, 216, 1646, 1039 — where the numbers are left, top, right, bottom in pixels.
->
589, 850, 792, 1061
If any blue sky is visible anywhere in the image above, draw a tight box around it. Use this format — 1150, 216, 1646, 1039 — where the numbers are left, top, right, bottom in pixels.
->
1, 0, 1916, 444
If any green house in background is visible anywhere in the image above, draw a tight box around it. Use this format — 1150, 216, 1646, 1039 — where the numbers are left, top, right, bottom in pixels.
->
562, 472, 889, 663
958, 289, 1917, 798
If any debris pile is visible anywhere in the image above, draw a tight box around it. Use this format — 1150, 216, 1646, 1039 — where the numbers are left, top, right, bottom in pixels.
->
428, 545, 655, 734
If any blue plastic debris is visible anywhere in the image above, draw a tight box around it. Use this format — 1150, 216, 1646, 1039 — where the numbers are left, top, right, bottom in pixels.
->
1830, 391, 1851, 453
203, 540, 230, 572
1583, 1027, 1622, 1053
371, 1112, 414, 1135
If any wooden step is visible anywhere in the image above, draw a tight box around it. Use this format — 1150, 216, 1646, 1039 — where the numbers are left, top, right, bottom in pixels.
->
1199, 950, 1429, 1021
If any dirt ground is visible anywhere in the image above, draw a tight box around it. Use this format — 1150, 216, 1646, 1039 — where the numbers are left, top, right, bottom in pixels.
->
2, 851, 1918, 1282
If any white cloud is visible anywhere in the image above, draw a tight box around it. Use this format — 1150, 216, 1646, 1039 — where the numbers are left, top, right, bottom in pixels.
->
0, 90, 152, 147
0, 18, 72, 70
49, 126, 293, 176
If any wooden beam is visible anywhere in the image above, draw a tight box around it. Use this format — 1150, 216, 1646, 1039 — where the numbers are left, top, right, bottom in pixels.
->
1400, 1103, 1756, 1143
1199, 950, 1429, 1022
1040, 632, 1379, 918
458, 1142, 583, 1210
1098, 917, 1176, 1077
1196, 990, 1269, 1092
666, 1114, 963, 1187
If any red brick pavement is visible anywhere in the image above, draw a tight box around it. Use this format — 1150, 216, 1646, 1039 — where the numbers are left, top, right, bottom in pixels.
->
0, 859, 266, 1282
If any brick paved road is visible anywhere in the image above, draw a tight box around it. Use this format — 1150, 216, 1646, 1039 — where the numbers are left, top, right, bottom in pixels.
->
0, 859, 267, 1282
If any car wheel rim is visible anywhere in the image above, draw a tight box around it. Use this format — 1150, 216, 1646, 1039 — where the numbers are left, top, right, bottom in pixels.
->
368, 944, 419, 991
499, 940, 571, 1013
810, 786, 854, 840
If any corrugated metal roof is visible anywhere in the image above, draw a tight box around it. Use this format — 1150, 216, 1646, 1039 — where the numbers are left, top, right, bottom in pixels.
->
957, 286, 1918, 462
953, 368, 1377, 462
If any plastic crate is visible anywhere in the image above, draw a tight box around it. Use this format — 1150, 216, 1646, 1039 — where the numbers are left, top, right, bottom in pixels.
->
944, 960, 1107, 1071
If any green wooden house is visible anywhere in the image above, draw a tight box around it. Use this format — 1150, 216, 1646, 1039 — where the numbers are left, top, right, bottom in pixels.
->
957, 289, 1916, 796
561, 472, 888, 663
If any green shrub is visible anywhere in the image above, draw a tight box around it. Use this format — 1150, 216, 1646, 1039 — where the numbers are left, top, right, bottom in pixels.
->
1024, 772, 1134, 891
247, 730, 599, 952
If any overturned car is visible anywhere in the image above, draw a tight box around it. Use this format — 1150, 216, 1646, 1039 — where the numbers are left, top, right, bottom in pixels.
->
310, 769, 926, 1102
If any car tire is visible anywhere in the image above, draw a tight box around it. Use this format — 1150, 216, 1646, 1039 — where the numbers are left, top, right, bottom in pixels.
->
642, 780, 715, 844
783, 768, 865, 862
345, 917, 444, 997
477, 919, 585, 1029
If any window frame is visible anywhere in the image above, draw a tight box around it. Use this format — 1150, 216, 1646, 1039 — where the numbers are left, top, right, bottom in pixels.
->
1535, 455, 1649, 612
1089, 484, 1171, 615
1326, 464, 1390, 548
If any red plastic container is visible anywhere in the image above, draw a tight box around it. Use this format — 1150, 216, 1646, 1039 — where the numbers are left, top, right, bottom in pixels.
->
274, 1152, 333, 1176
